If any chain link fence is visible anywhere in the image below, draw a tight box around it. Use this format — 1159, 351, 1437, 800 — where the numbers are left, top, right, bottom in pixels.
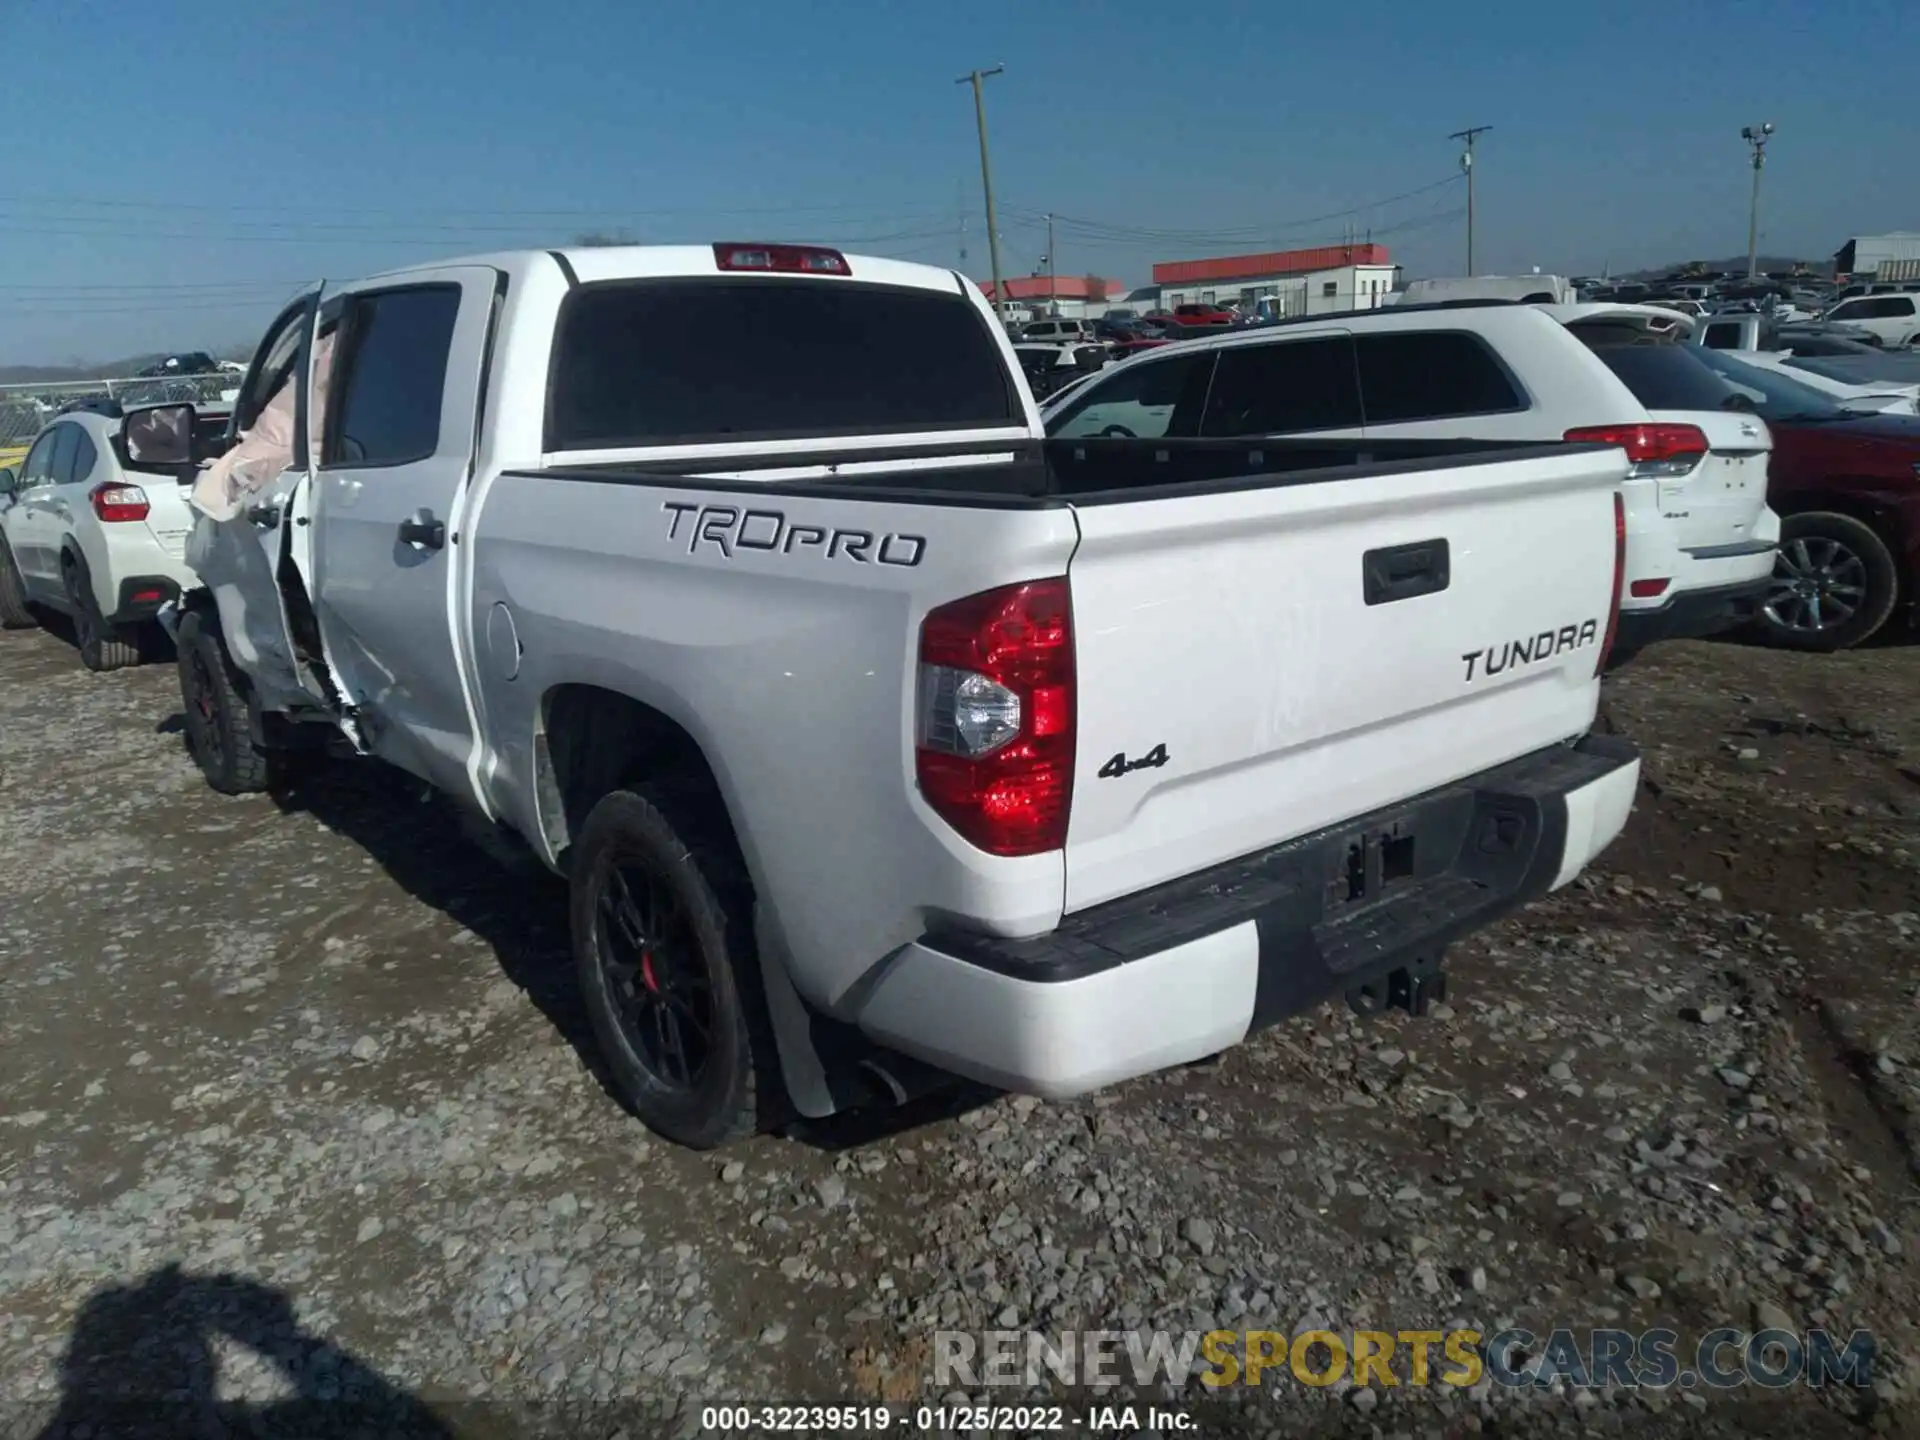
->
0, 373, 238, 450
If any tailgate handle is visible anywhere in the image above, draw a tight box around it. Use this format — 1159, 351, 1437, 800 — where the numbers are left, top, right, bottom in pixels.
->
1363, 539, 1450, 606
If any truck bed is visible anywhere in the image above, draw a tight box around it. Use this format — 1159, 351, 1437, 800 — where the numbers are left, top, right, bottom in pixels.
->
540, 434, 1603, 506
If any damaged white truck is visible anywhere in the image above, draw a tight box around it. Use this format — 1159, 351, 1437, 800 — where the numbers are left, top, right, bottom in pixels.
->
115, 243, 1641, 1148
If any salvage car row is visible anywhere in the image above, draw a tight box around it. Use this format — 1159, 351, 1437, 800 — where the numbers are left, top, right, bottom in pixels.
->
0, 241, 1902, 1155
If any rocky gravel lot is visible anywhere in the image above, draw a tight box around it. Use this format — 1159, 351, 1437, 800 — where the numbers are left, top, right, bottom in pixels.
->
5, 620, 1920, 1439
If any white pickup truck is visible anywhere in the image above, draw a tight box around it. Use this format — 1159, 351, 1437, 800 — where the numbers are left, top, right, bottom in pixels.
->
121, 243, 1641, 1149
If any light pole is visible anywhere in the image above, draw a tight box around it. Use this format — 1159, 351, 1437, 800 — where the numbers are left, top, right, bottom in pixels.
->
1045, 213, 1057, 316
957, 66, 1007, 323
1741, 122, 1774, 280
1450, 126, 1491, 275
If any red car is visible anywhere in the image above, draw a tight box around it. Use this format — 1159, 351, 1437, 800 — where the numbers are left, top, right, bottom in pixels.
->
1694, 347, 1920, 651
1172, 303, 1235, 325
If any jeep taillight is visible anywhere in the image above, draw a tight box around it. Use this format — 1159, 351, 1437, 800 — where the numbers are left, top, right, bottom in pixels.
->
1564, 423, 1708, 479
915, 578, 1075, 856
90, 484, 150, 523
1596, 492, 1627, 677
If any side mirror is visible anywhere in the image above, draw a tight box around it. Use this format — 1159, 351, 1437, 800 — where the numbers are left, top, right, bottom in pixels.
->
117, 402, 197, 472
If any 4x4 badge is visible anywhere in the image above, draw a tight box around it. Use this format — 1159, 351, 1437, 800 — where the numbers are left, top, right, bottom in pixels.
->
1097, 744, 1170, 779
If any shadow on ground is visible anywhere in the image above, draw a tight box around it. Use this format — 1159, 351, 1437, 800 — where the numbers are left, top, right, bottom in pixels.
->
150, 730, 990, 1152
33, 1264, 452, 1439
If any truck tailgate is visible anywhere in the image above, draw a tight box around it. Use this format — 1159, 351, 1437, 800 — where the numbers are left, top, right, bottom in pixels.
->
1063, 444, 1627, 912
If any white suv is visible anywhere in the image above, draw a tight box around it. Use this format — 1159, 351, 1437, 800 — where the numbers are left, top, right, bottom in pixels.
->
1822, 293, 1920, 349
1041, 300, 1780, 664
1022, 317, 1096, 345
0, 407, 222, 670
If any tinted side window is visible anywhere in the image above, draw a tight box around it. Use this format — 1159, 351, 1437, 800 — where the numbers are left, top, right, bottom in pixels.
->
20, 430, 60, 484
1702, 322, 1741, 349
239, 302, 312, 436
1585, 344, 1739, 411
1200, 336, 1362, 435
1829, 299, 1869, 320
69, 429, 98, 485
1355, 332, 1524, 424
48, 425, 80, 484
1046, 352, 1214, 439
324, 286, 461, 467
1885, 297, 1918, 317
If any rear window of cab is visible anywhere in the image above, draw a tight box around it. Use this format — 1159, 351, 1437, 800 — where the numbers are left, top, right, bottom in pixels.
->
545, 278, 1020, 449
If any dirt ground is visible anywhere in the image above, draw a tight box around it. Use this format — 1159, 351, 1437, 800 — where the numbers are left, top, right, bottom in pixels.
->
4, 618, 1920, 1439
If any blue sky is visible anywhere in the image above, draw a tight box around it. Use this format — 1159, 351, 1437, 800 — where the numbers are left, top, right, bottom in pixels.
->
0, 0, 1914, 366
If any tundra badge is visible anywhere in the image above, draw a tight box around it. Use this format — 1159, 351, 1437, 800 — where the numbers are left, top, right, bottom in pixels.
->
1461, 619, 1600, 682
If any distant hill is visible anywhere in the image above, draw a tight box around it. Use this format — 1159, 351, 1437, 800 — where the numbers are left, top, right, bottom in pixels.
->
0, 343, 253, 386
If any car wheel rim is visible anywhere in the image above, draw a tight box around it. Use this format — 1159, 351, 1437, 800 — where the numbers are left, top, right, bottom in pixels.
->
593, 857, 714, 1093
1763, 535, 1868, 633
185, 647, 226, 768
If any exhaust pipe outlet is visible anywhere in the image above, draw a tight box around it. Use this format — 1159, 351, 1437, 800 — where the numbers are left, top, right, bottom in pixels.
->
854, 1054, 951, 1109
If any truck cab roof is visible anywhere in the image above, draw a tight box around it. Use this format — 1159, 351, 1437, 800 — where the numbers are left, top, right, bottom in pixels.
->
357, 244, 980, 299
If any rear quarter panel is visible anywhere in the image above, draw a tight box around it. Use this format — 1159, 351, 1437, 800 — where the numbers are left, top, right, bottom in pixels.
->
466, 470, 1081, 1013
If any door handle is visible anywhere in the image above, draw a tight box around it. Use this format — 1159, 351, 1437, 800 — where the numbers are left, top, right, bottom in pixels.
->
399, 510, 446, 551
245, 503, 281, 529
1362, 538, 1451, 606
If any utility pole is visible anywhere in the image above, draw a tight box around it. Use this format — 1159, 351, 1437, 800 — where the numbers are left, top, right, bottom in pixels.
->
1046, 213, 1057, 316
1741, 122, 1775, 280
957, 66, 1007, 323
1449, 125, 1492, 275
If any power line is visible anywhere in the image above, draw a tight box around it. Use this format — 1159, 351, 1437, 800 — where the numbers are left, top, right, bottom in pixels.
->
0, 217, 961, 248
0, 194, 966, 220
0, 280, 304, 292
0, 208, 960, 239
0, 298, 293, 317
998, 175, 1464, 248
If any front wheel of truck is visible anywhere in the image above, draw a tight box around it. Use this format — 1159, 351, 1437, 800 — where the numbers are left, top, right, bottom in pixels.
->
176, 608, 273, 794
570, 785, 772, 1149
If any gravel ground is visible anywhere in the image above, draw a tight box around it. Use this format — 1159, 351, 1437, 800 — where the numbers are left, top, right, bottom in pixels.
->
5, 620, 1920, 1439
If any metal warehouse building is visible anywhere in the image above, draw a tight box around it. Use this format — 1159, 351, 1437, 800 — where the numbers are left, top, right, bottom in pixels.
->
1152, 243, 1400, 316
1835, 232, 1920, 281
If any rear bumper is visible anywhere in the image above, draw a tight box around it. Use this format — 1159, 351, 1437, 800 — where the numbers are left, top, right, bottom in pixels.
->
854, 733, 1640, 1098
1614, 572, 1772, 655
108, 575, 181, 625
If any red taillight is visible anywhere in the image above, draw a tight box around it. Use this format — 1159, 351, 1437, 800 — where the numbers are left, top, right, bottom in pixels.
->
1629, 578, 1670, 598
129, 587, 165, 603
915, 578, 1075, 857
90, 483, 149, 523
1564, 423, 1708, 478
713, 242, 851, 276
1597, 493, 1627, 676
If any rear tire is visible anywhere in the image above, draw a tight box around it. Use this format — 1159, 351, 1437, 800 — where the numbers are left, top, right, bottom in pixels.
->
570, 785, 775, 1149
1757, 511, 1899, 653
0, 542, 34, 630
176, 608, 273, 794
63, 562, 139, 671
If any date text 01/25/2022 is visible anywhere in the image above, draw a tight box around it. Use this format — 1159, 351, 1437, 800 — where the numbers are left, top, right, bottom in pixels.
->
699, 1403, 1195, 1432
